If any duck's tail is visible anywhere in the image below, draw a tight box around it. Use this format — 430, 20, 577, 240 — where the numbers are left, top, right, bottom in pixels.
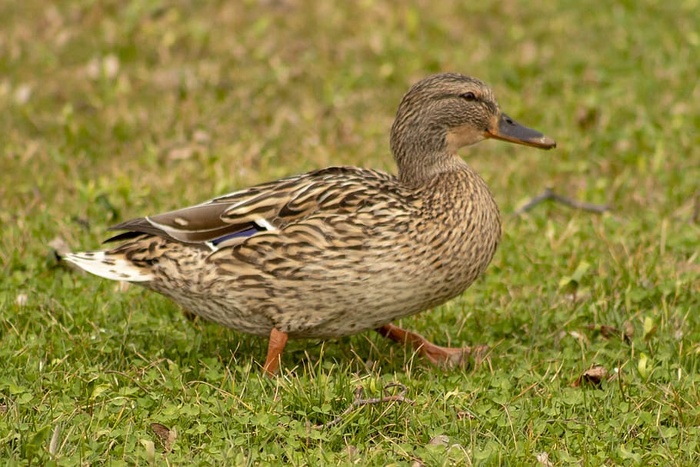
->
63, 250, 153, 282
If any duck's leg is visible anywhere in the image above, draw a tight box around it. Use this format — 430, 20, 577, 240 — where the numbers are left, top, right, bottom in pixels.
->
376, 324, 487, 367
262, 328, 288, 376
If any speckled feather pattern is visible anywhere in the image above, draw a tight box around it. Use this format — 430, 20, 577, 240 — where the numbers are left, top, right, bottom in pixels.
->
65, 73, 554, 343
112, 166, 500, 338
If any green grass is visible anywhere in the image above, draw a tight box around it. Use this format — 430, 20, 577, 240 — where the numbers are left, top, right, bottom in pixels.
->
2, 0, 699, 464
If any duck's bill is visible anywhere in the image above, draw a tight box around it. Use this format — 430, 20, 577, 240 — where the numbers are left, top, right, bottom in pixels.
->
485, 113, 556, 150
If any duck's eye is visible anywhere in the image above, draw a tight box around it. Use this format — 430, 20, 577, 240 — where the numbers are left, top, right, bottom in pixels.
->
461, 92, 477, 102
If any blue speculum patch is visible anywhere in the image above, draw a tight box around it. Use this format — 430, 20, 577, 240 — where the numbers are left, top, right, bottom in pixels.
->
210, 225, 264, 245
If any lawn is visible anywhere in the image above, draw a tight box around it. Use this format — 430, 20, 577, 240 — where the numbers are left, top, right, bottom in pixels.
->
1, 0, 699, 464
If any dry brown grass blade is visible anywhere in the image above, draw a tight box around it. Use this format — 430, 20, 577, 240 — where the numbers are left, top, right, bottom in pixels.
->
315, 383, 415, 429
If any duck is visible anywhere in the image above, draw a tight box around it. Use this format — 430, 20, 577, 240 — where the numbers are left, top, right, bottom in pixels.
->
64, 73, 556, 375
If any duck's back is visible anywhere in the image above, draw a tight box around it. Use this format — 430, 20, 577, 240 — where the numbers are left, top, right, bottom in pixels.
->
170, 165, 501, 339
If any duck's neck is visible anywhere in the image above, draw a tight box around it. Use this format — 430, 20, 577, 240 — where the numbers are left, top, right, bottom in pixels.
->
394, 146, 470, 188
391, 120, 472, 187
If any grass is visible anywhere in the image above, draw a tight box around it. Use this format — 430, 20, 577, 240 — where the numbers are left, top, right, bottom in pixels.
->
1, 0, 699, 464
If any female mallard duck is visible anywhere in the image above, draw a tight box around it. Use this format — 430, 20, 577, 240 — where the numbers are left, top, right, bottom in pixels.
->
65, 73, 555, 375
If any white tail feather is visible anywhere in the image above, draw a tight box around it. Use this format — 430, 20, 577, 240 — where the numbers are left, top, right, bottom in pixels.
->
64, 251, 153, 282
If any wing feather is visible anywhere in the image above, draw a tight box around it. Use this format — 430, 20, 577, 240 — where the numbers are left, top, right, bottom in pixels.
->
107, 166, 398, 248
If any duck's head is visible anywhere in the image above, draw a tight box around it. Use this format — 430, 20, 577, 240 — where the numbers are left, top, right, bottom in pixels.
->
391, 73, 556, 184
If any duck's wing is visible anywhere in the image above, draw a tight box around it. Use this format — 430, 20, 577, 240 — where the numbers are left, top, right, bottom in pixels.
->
106, 166, 398, 251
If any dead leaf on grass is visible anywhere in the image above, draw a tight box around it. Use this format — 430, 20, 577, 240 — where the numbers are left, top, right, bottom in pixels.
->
150, 422, 177, 452
428, 435, 449, 446
572, 365, 608, 388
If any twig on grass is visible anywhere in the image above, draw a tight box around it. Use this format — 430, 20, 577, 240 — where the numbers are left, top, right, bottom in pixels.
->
514, 187, 610, 215
315, 382, 414, 429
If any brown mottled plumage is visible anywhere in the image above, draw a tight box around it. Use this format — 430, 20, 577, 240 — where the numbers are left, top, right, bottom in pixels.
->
65, 73, 556, 374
